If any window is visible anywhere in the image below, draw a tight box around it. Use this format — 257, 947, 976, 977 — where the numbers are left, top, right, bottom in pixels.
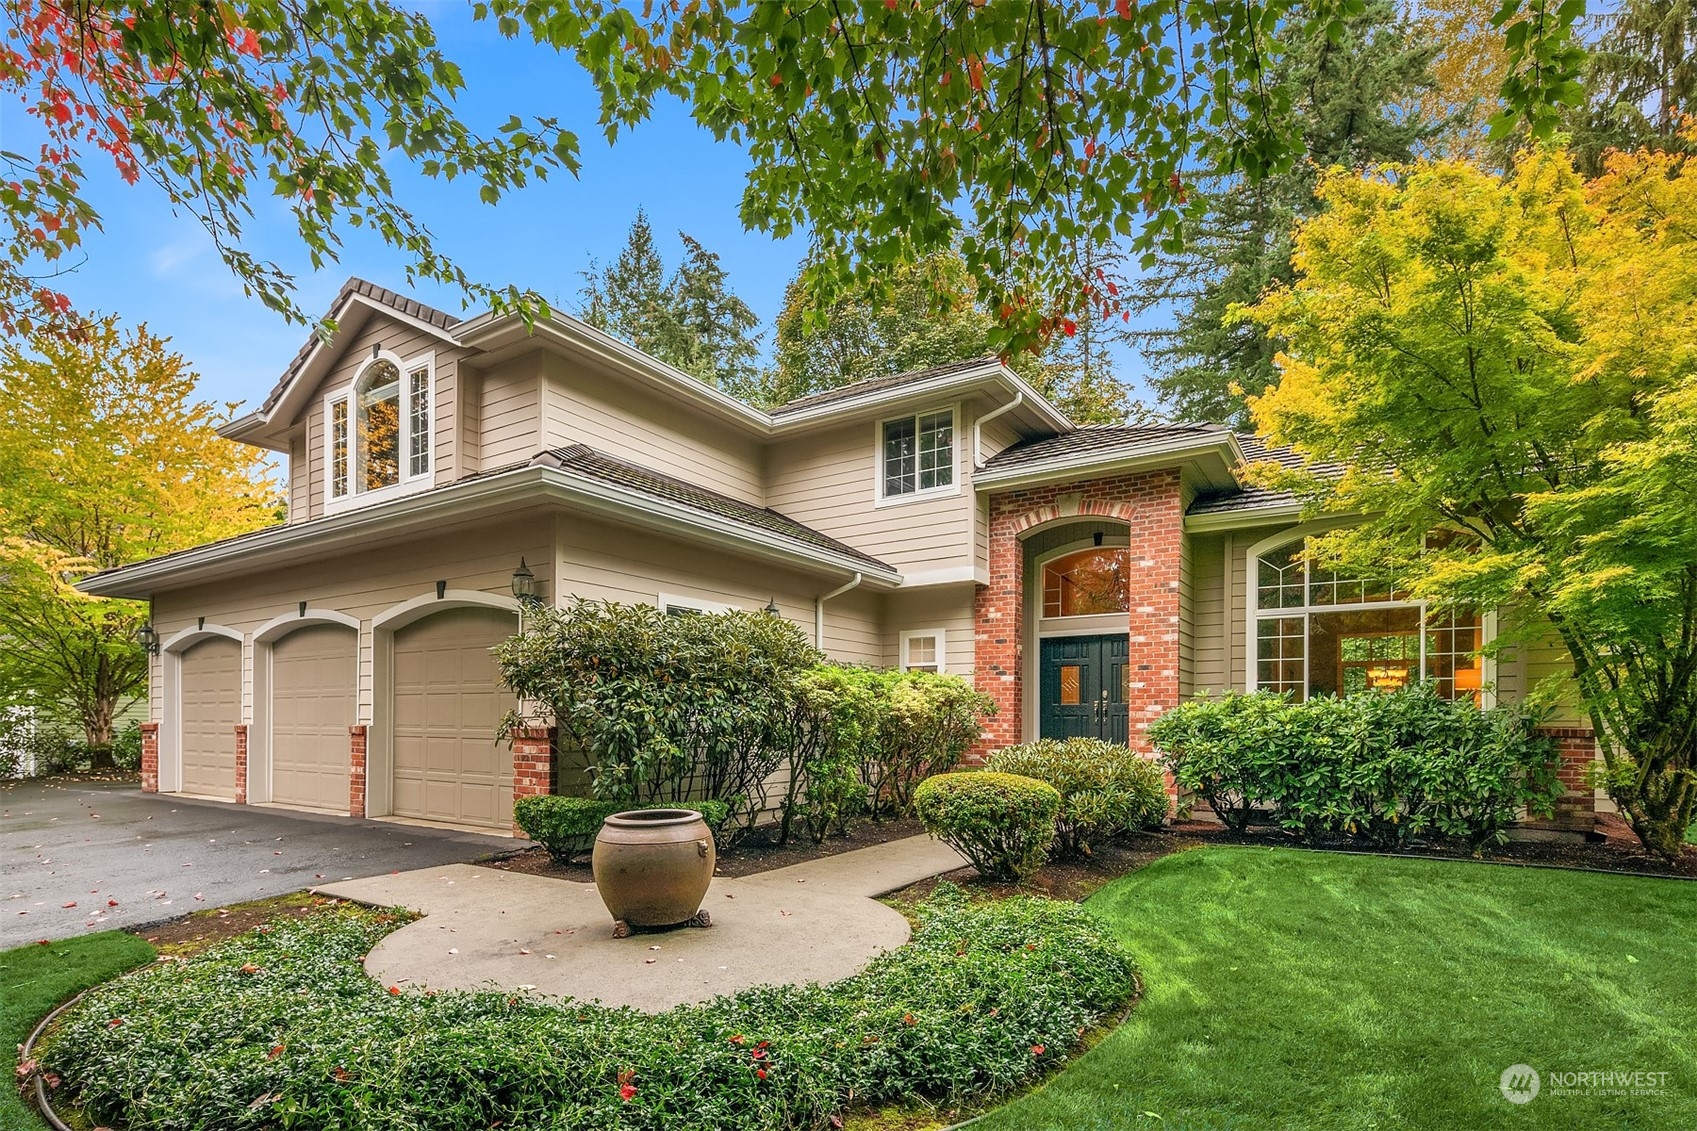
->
1042, 549, 1131, 618
1252, 542, 1484, 703
881, 410, 954, 498
325, 353, 432, 509
658, 593, 735, 617
899, 629, 946, 674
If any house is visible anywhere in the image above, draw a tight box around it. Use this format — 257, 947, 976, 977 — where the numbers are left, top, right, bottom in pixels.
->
81, 279, 1600, 835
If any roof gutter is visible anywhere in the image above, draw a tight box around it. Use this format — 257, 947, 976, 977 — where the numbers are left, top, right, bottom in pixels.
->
973, 392, 1023, 469
814, 573, 863, 649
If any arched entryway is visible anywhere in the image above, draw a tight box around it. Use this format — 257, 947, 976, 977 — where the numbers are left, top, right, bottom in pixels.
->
1025, 524, 1133, 744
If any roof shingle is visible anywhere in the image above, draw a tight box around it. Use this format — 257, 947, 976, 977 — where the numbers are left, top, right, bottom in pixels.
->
1187, 433, 1345, 516
771, 357, 1000, 415
980, 423, 1225, 473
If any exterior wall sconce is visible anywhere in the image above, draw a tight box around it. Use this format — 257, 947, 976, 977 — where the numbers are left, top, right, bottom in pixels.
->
136, 623, 160, 655
511, 558, 540, 606
764, 597, 781, 615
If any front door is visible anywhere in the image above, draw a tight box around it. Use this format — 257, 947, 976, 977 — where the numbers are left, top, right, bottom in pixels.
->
1039, 634, 1129, 743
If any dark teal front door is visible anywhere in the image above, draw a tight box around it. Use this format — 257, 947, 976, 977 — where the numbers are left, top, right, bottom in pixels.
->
1039, 634, 1129, 743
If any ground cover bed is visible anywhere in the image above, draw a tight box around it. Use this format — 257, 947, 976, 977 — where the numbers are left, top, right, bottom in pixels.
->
31, 889, 1137, 1131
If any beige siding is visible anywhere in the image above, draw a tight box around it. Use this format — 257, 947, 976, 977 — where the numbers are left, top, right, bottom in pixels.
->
1190, 532, 1229, 694
283, 313, 467, 521
1178, 531, 1196, 698
766, 410, 974, 575
884, 585, 976, 675
478, 357, 543, 469
287, 433, 309, 523
540, 355, 765, 505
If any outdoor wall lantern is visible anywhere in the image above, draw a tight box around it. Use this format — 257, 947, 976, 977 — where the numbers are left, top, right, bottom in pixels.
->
136, 623, 160, 655
510, 558, 540, 606
764, 597, 781, 615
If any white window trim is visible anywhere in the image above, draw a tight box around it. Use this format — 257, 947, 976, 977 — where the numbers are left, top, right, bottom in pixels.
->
323, 350, 436, 516
1243, 528, 1494, 698
658, 592, 737, 616
874, 404, 961, 507
898, 628, 947, 674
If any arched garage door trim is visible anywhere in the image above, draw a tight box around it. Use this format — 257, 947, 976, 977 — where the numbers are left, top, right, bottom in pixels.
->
369, 591, 522, 825
253, 611, 361, 809
160, 623, 245, 795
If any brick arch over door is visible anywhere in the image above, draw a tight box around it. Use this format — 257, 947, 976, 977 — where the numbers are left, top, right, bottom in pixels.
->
975, 470, 1184, 753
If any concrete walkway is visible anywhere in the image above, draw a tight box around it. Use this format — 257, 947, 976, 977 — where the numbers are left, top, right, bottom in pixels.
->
316, 835, 965, 1012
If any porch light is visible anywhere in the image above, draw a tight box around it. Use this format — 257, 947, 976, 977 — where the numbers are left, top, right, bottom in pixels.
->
136, 623, 160, 655
510, 558, 540, 606
764, 597, 781, 615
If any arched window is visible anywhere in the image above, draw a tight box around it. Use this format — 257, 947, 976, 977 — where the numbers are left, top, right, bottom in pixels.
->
1253, 542, 1483, 702
327, 353, 432, 504
1042, 548, 1130, 618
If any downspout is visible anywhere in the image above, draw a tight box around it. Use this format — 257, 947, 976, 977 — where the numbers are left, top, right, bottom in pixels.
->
814, 573, 863, 650
973, 392, 1024, 469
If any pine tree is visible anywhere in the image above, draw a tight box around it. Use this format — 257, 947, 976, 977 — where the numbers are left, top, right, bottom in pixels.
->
577, 212, 763, 392
1127, 0, 1446, 427
1564, 0, 1697, 175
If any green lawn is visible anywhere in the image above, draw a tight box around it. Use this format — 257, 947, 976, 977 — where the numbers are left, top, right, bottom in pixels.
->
975, 847, 1696, 1131
1, 932, 155, 1131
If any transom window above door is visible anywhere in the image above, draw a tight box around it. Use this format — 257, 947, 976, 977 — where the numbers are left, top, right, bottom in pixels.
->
1042, 548, 1131, 618
1253, 542, 1485, 703
880, 409, 955, 499
327, 352, 433, 509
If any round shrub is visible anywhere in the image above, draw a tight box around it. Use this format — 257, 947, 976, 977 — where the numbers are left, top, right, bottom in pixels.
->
985, 738, 1169, 856
914, 771, 1060, 880
514, 795, 730, 863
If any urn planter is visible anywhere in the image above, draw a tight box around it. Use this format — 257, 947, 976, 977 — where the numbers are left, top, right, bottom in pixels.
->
592, 808, 715, 937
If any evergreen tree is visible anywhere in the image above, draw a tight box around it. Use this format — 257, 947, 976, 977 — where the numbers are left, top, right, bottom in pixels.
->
577, 212, 762, 392
767, 249, 1137, 424
1127, 0, 1445, 427
1564, 0, 1697, 175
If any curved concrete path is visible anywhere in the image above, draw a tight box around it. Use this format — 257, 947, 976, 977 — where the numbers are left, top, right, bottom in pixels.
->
315, 835, 965, 1012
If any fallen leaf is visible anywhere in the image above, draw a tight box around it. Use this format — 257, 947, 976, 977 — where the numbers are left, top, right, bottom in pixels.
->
61, 901, 76, 908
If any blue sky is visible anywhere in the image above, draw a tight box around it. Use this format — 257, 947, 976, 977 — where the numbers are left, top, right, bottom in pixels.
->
0, 3, 1158, 414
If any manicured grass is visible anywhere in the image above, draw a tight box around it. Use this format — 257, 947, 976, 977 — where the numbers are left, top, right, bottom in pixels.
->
1, 932, 155, 1131
975, 847, 1697, 1131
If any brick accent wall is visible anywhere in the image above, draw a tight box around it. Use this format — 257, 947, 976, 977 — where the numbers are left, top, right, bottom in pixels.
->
349, 725, 368, 819
1540, 726, 1599, 828
233, 724, 249, 804
510, 726, 555, 835
974, 469, 1186, 758
140, 722, 159, 794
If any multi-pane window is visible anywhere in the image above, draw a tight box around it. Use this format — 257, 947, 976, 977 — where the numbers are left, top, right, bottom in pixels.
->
326, 355, 432, 507
1042, 548, 1131, 618
1253, 543, 1484, 703
408, 366, 431, 478
882, 410, 954, 497
901, 630, 944, 673
329, 399, 349, 499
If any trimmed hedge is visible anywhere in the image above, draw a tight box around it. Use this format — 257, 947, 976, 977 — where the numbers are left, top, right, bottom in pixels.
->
40, 892, 1138, 1131
914, 772, 1061, 880
1148, 684, 1564, 849
985, 739, 1169, 856
513, 795, 731, 863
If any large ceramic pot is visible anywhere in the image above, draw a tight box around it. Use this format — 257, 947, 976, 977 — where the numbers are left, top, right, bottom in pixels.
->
592, 809, 715, 937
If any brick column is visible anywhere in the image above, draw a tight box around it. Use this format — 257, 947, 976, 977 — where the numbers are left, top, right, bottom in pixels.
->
1539, 726, 1598, 829
973, 469, 1186, 758
349, 725, 368, 819
139, 722, 159, 793
510, 726, 555, 836
233, 724, 248, 804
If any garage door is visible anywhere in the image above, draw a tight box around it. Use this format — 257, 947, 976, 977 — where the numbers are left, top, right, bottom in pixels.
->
179, 636, 240, 798
392, 607, 519, 829
270, 624, 356, 812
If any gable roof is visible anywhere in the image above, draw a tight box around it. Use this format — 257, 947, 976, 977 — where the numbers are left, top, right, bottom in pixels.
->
533, 445, 893, 572
980, 423, 1227, 473
259, 278, 461, 416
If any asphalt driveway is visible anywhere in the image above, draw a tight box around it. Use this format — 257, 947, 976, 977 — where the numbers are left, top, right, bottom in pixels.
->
1, 778, 518, 948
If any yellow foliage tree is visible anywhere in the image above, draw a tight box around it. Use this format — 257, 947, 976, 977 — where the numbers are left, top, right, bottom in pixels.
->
0, 318, 280, 760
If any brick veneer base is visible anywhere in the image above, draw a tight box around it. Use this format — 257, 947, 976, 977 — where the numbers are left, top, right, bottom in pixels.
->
139, 722, 159, 793
1539, 725, 1599, 828
349, 725, 368, 818
510, 726, 555, 836
973, 469, 1185, 759
233, 724, 249, 805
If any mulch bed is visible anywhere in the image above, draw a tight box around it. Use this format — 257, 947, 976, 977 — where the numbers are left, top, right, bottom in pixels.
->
2, 769, 140, 790
131, 892, 351, 958
480, 817, 932, 881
